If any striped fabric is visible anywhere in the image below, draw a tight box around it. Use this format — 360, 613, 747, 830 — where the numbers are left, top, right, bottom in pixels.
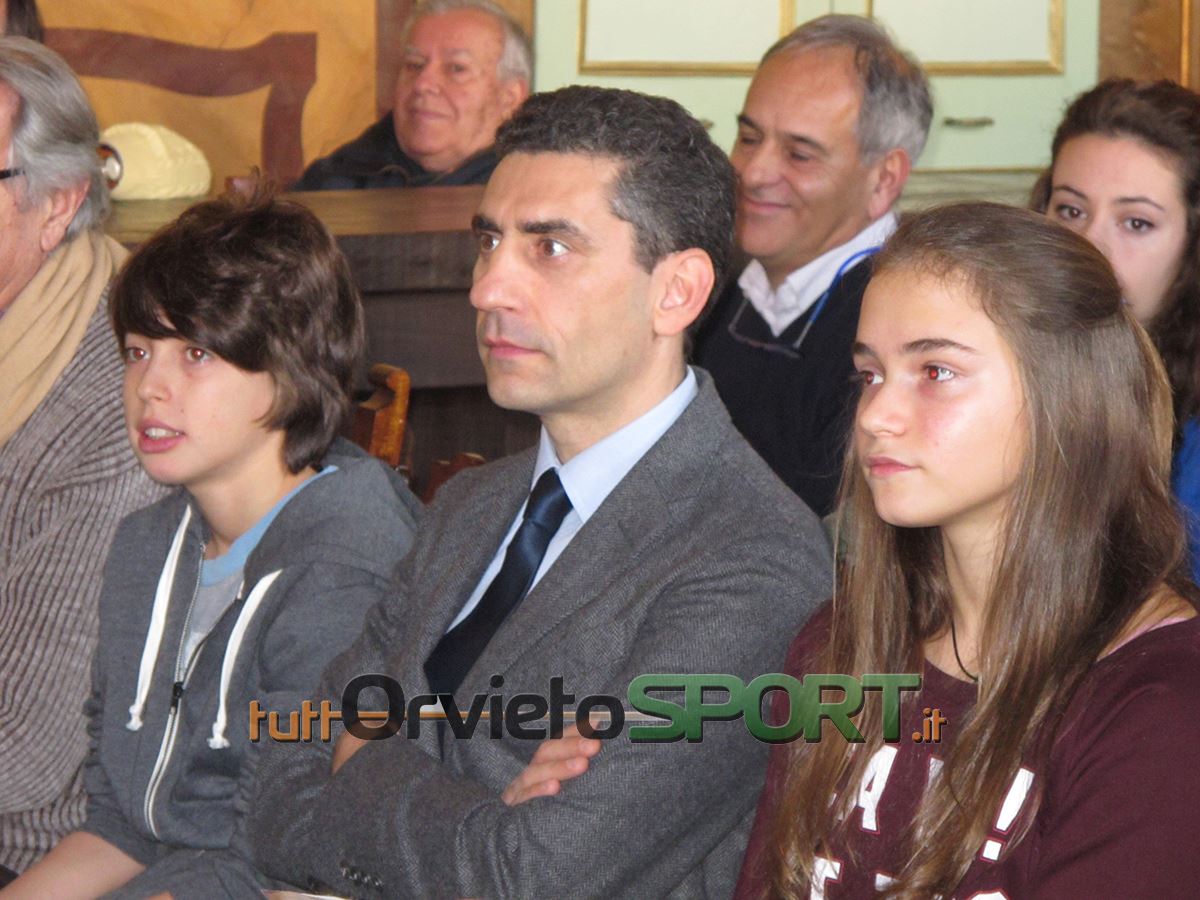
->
0, 299, 163, 872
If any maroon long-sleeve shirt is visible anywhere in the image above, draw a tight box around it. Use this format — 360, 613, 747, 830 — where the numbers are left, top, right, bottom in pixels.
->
736, 605, 1200, 899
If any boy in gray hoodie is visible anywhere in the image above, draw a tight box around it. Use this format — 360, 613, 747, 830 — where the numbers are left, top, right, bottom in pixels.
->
5, 192, 421, 898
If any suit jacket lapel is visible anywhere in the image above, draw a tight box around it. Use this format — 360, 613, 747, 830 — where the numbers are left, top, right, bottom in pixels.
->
458, 374, 729, 690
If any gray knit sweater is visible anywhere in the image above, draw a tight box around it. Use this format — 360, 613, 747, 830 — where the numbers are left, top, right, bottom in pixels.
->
0, 299, 163, 872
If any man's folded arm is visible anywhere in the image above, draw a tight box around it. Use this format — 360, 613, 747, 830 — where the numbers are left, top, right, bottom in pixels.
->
249, 528, 828, 897
247, 549, 418, 887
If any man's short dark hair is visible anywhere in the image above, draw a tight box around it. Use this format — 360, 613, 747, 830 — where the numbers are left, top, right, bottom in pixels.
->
495, 86, 735, 310
110, 190, 364, 473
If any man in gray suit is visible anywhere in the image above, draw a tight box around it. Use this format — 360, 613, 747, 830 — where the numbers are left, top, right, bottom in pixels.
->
251, 85, 831, 898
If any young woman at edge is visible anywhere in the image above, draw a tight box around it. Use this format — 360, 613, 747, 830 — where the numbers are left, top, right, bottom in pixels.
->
1031, 79, 1200, 578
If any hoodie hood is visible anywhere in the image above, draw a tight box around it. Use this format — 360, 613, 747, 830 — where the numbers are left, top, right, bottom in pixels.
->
246, 438, 421, 579
122, 440, 420, 749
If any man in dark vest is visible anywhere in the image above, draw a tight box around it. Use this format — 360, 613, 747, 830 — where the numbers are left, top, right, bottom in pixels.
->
693, 14, 931, 516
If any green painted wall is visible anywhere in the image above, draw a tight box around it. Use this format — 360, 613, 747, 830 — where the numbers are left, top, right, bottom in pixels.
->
534, 0, 1099, 170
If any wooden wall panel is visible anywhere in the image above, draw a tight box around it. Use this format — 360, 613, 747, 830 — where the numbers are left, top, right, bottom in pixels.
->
1191, 0, 1199, 88
1100, 0, 1198, 89
43, 1, 378, 187
376, 0, 416, 116
48, 29, 316, 182
45, 1, 535, 188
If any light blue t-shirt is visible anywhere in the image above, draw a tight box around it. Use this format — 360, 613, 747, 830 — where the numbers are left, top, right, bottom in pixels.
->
180, 466, 336, 663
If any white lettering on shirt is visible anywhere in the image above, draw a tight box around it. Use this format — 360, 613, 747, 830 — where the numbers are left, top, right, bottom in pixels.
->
981, 768, 1035, 861
810, 857, 843, 900
857, 745, 899, 833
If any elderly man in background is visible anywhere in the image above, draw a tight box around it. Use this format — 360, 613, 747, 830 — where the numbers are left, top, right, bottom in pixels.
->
0, 38, 160, 880
293, 0, 531, 190
693, 15, 931, 518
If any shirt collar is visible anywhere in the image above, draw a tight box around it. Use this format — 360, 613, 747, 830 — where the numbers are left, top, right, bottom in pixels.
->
531, 367, 699, 523
740, 212, 898, 337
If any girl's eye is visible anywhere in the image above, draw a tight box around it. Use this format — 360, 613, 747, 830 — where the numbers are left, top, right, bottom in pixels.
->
1126, 217, 1155, 233
1053, 203, 1083, 222
185, 347, 211, 363
855, 369, 882, 386
122, 346, 147, 363
924, 365, 954, 382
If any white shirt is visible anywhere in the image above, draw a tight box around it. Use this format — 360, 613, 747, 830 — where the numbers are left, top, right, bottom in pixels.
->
446, 367, 700, 630
740, 212, 898, 337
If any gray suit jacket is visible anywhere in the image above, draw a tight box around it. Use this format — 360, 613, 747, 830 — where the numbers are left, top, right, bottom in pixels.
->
250, 371, 832, 898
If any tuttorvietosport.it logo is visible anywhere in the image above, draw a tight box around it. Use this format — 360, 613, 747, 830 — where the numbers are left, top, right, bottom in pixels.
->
249, 672, 928, 744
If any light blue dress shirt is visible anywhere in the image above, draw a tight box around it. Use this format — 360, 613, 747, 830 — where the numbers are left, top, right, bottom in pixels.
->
446, 367, 699, 630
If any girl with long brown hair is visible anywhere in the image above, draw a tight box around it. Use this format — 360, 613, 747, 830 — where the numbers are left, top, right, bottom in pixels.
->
734, 202, 1200, 898
1031, 79, 1200, 580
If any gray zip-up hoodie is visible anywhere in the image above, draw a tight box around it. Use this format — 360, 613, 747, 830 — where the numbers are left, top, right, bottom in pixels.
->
81, 439, 420, 898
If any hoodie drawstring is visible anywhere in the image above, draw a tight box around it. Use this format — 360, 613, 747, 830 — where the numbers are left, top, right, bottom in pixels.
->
207, 569, 282, 749
127, 506, 192, 731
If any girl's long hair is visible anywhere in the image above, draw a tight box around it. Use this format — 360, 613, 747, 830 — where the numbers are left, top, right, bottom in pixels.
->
765, 202, 1193, 898
1030, 79, 1200, 432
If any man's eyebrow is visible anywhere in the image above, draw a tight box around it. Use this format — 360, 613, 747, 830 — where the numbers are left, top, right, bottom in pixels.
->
736, 113, 762, 132
519, 219, 592, 246
471, 214, 499, 232
736, 114, 827, 155
783, 132, 828, 156
471, 216, 594, 248
405, 45, 479, 60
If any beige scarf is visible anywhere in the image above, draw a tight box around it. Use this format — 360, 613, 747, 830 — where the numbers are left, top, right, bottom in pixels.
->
0, 230, 128, 448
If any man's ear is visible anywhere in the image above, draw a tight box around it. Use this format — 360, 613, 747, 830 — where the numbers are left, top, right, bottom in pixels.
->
37, 179, 88, 254
652, 248, 715, 338
865, 147, 911, 222
499, 78, 530, 119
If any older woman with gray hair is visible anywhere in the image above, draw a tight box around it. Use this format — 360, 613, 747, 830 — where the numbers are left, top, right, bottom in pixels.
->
0, 37, 159, 880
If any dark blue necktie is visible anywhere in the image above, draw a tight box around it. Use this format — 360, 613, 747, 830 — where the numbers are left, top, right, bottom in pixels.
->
424, 468, 573, 697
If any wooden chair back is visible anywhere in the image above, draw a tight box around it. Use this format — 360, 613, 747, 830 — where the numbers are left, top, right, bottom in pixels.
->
422, 452, 486, 504
349, 364, 411, 470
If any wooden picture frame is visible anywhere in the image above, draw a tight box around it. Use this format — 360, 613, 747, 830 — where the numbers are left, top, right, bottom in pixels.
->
868, 0, 1065, 75
578, 0, 793, 75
